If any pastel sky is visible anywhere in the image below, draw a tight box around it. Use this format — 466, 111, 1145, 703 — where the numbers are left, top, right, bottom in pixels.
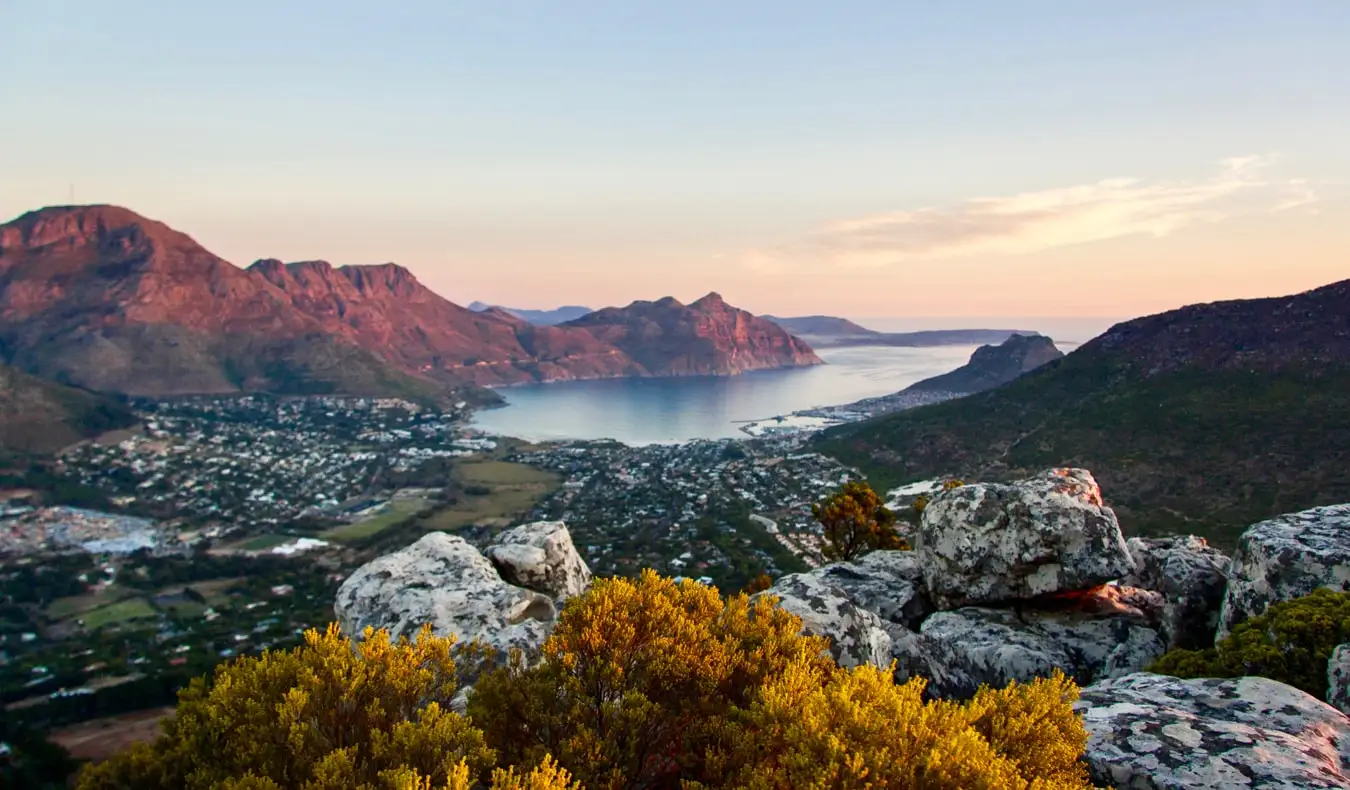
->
3, 1, 1348, 321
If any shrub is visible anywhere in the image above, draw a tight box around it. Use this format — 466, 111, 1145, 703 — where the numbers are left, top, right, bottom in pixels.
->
1148, 587, 1350, 698
741, 572, 773, 595
468, 570, 834, 789
812, 481, 908, 561
75, 625, 561, 790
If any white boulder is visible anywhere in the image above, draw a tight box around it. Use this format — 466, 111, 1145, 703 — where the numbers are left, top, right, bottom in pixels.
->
1327, 643, 1350, 715
756, 572, 892, 669
1123, 535, 1230, 649
485, 520, 591, 601
807, 549, 931, 628
915, 468, 1135, 609
335, 532, 557, 666
1216, 504, 1350, 641
1076, 672, 1350, 789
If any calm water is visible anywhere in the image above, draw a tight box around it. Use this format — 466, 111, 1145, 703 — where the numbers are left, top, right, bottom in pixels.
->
471, 345, 981, 444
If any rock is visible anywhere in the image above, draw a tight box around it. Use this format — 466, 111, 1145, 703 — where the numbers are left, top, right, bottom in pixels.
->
808, 550, 932, 628
1328, 644, 1350, 715
757, 572, 892, 669
895, 601, 1165, 699
1076, 672, 1350, 789
1123, 535, 1230, 649
484, 521, 591, 601
1216, 504, 1350, 641
335, 532, 557, 669
915, 468, 1135, 609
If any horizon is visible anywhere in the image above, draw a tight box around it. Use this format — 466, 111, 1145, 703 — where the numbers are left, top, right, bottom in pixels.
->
5, 2, 1349, 318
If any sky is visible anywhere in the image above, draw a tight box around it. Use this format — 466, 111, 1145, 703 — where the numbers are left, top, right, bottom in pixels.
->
3, 1, 1349, 322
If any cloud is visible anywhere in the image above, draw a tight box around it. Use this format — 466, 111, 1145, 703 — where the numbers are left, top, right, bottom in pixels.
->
744, 156, 1317, 270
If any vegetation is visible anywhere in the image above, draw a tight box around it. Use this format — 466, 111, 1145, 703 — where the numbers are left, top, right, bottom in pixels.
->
910, 479, 965, 519
77, 572, 1101, 789
0, 361, 138, 456
1149, 587, 1350, 698
817, 358, 1350, 547
812, 481, 907, 561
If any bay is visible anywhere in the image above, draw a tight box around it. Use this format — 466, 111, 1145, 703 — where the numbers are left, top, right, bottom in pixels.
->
470, 345, 981, 445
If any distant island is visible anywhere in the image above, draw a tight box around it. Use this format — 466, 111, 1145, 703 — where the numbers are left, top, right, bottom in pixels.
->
762, 315, 1037, 348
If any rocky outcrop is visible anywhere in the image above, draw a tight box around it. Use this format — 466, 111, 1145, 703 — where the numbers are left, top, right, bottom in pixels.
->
1123, 535, 1230, 649
1328, 644, 1350, 715
915, 468, 1135, 609
485, 521, 591, 601
894, 595, 1165, 698
1076, 672, 1350, 789
755, 573, 892, 669
808, 549, 931, 628
1216, 504, 1350, 640
335, 524, 591, 671
903, 332, 1064, 394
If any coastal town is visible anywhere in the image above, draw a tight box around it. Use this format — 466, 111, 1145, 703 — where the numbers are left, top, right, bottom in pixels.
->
2, 390, 912, 732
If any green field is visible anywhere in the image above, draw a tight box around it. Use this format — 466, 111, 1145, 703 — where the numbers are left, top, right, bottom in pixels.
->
232, 533, 296, 551
321, 499, 432, 542
418, 460, 560, 531
79, 598, 158, 629
45, 586, 135, 619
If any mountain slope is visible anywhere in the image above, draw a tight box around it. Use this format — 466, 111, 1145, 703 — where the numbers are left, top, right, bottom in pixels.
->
565, 293, 822, 375
904, 333, 1063, 394
816, 280, 1350, 545
469, 302, 594, 326
763, 315, 877, 336
0, 206, 445, 400
0, 363, 137, 456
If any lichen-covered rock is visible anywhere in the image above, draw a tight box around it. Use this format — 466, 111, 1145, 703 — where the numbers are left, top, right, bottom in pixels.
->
1216, 504, 1350, 641
1076, 672, 1350, 789
756, 572, 892, 669
1123, 535, 1230, 649
484, 520, 591, 601
915, 468, 1135, 609
895, 602, 1165, 698
808, 550, 932, 628
1328, 644, 1350, 715
335, 532, 557, 667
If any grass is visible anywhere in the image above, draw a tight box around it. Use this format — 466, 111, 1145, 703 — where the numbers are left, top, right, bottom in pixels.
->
79, 598, 158, 629
46, 585, 135, 619
418, 460, 560, 531
322, 498, 433, 542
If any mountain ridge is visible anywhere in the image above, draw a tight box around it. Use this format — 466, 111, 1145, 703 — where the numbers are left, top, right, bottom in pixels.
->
816, 278, 1350, 545
904, 333, 1064, 394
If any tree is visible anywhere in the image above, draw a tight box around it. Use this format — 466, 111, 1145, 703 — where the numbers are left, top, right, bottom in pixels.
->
468, 570, 834, 790
741, 573, 774, 595
75, 624, 562, 790
812, 481, 907, 561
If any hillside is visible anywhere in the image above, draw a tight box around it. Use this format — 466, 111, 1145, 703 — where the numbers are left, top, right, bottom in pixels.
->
469, 302, 594, 326
0, 363, 137, 456
565, 293, 822, 375
816, 279, 1350, 545
0, 206, 819, 397
904, 333, 1063, 394
762, 314, 876, 336
764, 314, 1035, 349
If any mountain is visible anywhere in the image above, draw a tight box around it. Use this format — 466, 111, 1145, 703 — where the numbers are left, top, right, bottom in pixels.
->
763, 315, 1037, 348
0, 206, 818, 397
0, 362, 137, 457
763, 315, 877, 336
564, 293, 822, 375
816, 279, 1350, 546
904, 333, 1064, 394
468, 302, 594, 326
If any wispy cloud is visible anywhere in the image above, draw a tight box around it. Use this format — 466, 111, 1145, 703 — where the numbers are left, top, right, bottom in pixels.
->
743, 156, 1317, 271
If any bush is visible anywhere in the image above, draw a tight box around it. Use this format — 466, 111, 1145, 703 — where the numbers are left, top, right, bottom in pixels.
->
472, 570, 1100, 790
1148, 587, 1350, 698
812, 481, 908, 561
75, 625, 570, 790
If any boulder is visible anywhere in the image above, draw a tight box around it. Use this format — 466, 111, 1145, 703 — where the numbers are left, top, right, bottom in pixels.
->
756, 572, 892, 669
335, 532, 557, 668
1076, 672, 1350, 789
808, 549, 932, 628
1122, 535, 1230, 649
1328, 644, 1350, 715
484, 520, 591, 601
895, 602, 1165, 698
1216, 504, 1350, 641
915, 468, 1134, 609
